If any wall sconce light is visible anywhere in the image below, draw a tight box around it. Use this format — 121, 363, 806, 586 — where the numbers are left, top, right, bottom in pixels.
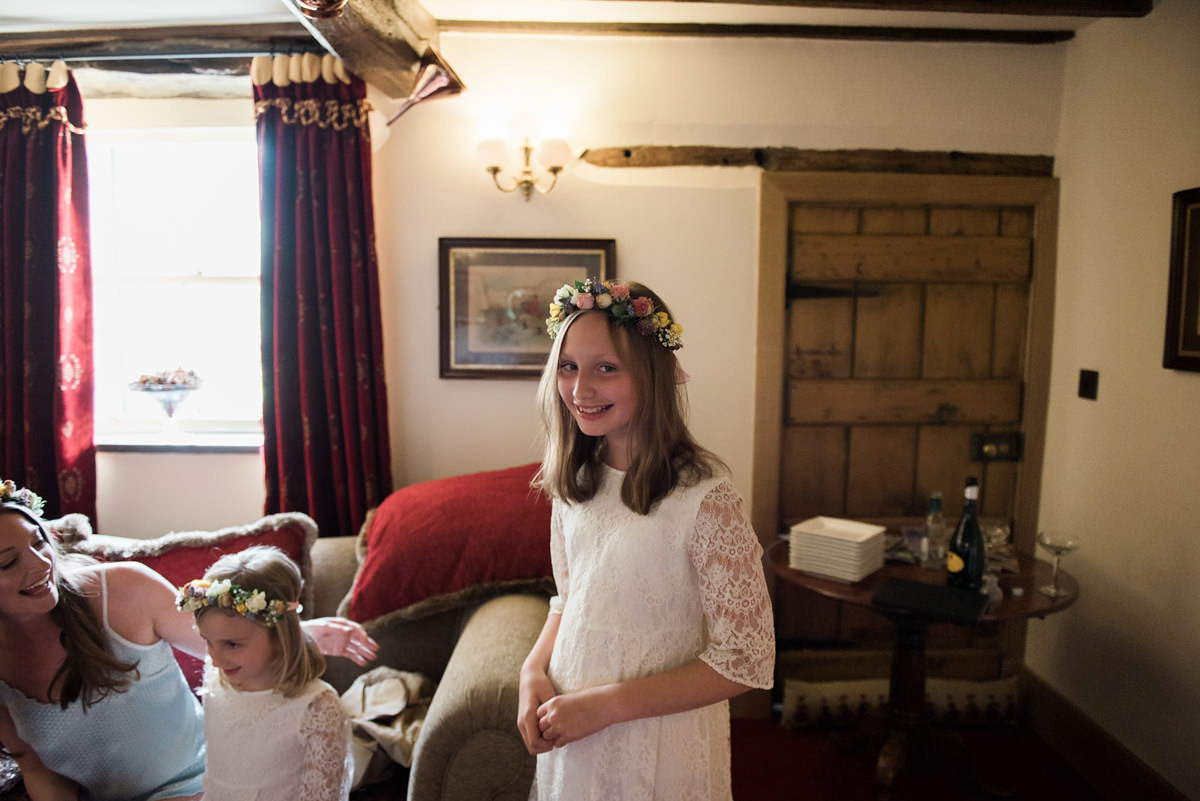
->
478, 138, 572, 201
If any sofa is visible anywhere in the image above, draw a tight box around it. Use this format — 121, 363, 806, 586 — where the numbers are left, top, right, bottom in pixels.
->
28, 463, 556, 801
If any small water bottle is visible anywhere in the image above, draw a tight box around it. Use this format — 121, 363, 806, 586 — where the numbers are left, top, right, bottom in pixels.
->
922, 490, 947, 569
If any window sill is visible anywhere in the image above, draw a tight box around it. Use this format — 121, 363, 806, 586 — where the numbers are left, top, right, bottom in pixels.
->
95, 431, 263, 454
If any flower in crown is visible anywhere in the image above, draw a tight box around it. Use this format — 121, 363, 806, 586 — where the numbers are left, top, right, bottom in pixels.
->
546, 278, 683, 351
0, 479, 46, 518
177, 579, 299, 626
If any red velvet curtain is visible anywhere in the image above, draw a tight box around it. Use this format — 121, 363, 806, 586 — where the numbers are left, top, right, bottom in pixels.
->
0, 63, 96, 520
253, 56, 392, 538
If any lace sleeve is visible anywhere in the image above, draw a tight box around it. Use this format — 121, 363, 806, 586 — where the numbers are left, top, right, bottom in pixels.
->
689, 480, 776, 689
548, 500, 568, 616
298, 687, 353, 801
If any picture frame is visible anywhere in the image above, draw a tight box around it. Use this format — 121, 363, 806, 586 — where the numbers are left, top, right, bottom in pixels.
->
1163, 187, 1200, 372
439, 237, 617, 378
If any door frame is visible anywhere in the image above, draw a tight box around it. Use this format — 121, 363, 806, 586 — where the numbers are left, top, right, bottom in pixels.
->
751, 171, 1059, 556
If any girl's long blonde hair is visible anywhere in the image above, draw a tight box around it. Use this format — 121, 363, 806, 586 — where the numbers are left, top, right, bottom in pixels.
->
534, 282, 724, 515
195, 545, 323, 697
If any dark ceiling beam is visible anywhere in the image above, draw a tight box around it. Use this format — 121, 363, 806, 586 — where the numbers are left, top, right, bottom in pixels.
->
0, 23, 314, 74
595, 0, 1152, 17
438, 19, 1073, 43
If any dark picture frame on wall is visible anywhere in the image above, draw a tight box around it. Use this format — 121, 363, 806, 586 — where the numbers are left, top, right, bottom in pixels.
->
438, 237, 617, 378
1163, 187, 1200, 372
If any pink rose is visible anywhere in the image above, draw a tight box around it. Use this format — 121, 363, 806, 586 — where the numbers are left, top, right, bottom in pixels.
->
574, 293, 595, 309
631, 297, 653, 317
610, 284, 631, 301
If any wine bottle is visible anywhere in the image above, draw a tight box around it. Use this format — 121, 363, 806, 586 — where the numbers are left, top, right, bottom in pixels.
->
922, 490, 947, 569
946, 477, 985, 590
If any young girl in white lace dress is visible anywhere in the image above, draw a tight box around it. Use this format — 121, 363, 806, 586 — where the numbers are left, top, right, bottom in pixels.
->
517, 279, 776, 801
178, 546, 352, 801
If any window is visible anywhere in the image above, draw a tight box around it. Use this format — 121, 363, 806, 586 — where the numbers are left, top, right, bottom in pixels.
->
89, 127, 263, 448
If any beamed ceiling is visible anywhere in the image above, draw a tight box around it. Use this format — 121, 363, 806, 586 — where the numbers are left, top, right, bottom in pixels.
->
0, 0, 1155, 100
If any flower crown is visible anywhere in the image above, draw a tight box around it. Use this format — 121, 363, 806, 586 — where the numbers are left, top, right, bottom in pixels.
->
177, 579, 300, 626
546, 278, 683, 351
0, 479, 45, 518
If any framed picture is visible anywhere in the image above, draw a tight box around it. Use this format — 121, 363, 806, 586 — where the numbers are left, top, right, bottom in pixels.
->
1163, 187, 1200, 372
439, 237, 616, 378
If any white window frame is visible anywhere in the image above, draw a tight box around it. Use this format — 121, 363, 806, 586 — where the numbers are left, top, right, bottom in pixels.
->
88, 123, 264, 450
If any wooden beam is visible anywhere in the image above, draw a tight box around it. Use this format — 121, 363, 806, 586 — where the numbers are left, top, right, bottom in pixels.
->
596, 0, 1152, 17
438, 19, 1073, 43
582, 146, 1054, 177
0, 24, 314, 74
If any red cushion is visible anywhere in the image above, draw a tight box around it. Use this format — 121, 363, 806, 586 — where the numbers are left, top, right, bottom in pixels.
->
50, 514, 317, 690
348, 463, 553, 623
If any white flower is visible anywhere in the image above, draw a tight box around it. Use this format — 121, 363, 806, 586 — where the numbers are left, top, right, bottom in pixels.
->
206, 580, 232, 598
245, 590, 268, 613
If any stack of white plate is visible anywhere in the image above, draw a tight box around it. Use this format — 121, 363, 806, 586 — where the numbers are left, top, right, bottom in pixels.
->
788, 516, 887, 582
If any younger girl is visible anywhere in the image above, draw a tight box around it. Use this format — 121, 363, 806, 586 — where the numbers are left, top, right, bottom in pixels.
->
178, 546, 351, 801
517, 279, 775, 800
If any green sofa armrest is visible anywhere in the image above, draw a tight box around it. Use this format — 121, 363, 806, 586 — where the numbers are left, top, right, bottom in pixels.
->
406, 593, 550, 801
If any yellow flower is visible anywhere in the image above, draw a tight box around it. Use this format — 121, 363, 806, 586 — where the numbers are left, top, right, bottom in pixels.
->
653, 311, 669, 329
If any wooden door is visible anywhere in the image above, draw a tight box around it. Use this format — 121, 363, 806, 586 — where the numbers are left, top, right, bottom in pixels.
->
753, 172, 1058, 678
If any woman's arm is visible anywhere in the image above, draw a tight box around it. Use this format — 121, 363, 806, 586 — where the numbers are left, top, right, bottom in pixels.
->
99, 562, 379, 665
0, 707, 80, 801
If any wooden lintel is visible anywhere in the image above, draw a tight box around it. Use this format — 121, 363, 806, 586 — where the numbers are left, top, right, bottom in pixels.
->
582, 147, 1054, 177
0, 24, 314, 72
439, 19, 1073, 43
595, 0, 1152, 17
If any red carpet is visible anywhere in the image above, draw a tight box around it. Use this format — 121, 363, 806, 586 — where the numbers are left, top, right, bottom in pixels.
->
731, 717, 1104, 801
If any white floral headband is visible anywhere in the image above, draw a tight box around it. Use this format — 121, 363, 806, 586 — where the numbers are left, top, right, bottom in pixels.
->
0, 479, 45, 518
177, 579, 300, 626
546, 278, 683, 351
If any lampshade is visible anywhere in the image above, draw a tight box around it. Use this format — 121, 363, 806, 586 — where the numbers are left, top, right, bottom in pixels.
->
477, 139, 510, 168
537, 138, 573, 169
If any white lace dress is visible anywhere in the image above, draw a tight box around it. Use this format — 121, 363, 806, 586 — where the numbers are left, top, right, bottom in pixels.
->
202, 665, 352, 801
532, 466, 776, 801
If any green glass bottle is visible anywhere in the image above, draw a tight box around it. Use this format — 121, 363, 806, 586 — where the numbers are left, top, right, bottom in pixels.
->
946, 477, 985, 590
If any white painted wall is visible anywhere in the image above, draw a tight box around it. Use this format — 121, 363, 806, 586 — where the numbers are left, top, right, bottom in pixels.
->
91, 7, 1200, 793
1029, 1, 1200, 796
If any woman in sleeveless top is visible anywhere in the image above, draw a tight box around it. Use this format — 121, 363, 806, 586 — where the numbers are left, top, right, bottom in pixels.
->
0, 482, 376, 801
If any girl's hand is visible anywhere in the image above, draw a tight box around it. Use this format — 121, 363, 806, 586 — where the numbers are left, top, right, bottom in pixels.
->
518, 668, 558, 755
301, 617, 379, 666
536, 685, 617, 749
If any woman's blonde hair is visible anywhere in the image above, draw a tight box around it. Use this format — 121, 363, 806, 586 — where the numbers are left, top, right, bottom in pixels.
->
0, 506, 138, 710
195, 545, 323, 697
534, 281, 724, 514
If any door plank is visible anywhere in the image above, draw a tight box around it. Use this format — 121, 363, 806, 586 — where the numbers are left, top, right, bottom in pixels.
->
862, 205, 927, 235
846, 426, 916, 517
788, 379, 1022, 424
781, 425, 847, 524
854, 283, 922, 378
993, 283, 1029, 379
929, 206, 1000, 236
787, 297, 854, 379
916, 425, 976, 517
792, 233, 1030, 282
791, 204, 860, 234
923, 283, 995, 378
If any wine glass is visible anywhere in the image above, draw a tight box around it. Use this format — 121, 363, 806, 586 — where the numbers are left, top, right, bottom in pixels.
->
1036, 530, 1080, 599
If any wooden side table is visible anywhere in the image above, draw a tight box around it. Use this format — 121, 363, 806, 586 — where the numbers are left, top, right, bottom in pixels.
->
769, 541, 1078, 787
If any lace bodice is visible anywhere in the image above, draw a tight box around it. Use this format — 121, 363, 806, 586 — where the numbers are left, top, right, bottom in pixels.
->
202, 666, 352, 801
533, 466, 775, 801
